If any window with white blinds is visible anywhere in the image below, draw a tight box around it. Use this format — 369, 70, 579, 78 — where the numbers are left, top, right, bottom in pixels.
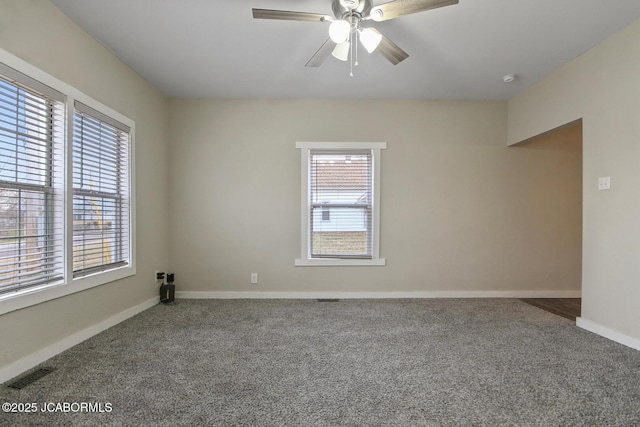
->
73, 102, 130, 277
310, 150, 373, 258
0, 66, 65, 294
296, 141, 386, 266
0, 52, 135, 313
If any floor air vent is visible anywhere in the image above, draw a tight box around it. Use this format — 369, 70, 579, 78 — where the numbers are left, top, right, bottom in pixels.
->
317, 299, 340, 302
6, 367, 56, 389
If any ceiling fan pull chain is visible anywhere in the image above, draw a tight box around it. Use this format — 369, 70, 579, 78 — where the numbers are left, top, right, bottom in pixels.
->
354, 26, 359, 67
349, 25, 354, 77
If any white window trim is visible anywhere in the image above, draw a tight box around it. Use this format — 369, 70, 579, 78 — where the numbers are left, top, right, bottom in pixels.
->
0, 48, 136, 315
295, 141, 386, 267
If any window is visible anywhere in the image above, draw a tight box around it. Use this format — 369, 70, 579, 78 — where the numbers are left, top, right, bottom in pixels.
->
0, 51, 135, 314
321, 206, 331, 222
0, 67, 65, 294
73, 102, 130, 277
295, 142, 386, 266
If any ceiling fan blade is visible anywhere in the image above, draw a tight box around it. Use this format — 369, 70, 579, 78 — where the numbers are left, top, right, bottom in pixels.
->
252, 9, 330, 22
370, 0, 458, 22
306, 39, 336, 67
369, 28, 409, 65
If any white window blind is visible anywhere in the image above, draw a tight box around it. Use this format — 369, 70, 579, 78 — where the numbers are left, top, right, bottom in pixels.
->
0, 66, 65, 294
309, 149, 373, 259
73, 101, 130, 277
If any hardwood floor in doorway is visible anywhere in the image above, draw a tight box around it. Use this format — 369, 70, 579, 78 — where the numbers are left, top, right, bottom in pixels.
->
519, 298, 582, 322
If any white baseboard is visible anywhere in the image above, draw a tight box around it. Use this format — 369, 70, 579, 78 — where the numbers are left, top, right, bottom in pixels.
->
0, 296, 159, 384
576, 317, 640, 351
175, 290, 581, 299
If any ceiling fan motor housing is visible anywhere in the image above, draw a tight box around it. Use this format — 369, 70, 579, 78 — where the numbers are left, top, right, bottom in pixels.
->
333, 0, 372, 20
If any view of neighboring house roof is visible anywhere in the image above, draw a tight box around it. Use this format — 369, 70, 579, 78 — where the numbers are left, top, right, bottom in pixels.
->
311, 157, 370, 191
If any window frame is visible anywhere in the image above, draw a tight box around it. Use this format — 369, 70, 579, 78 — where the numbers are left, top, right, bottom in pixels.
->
72, 102, 131, 278
295, 141, 386, 267
0, 74, 65, 295
0, 48, 136, 316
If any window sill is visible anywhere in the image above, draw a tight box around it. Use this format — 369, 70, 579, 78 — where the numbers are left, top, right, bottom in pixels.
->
295, 258, 386, 267
0, 265, 135, 316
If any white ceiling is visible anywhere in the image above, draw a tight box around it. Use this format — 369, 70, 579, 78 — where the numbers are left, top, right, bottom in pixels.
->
49, 0, 640, 100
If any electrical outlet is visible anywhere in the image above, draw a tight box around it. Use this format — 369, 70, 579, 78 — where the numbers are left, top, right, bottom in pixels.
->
598, 176, 611, 190
251, 273, 258, 285
155, 271, 165, 282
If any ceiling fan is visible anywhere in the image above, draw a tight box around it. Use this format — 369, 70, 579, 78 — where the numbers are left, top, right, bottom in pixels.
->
253, 0, 458, 75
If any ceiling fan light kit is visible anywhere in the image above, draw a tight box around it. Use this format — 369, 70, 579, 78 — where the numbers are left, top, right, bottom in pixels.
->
252, 0, 459, 75
332, 41, 351, 61
359, 27, 383, 53
329, 19, 351, 43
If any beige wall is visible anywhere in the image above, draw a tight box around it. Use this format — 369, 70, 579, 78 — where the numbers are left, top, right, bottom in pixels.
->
508, 19, 640, 340
0, 1, 170, 367
168, 99, 581, 295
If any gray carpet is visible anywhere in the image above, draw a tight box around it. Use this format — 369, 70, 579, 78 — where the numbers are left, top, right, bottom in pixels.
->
1, 298, 639, 426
